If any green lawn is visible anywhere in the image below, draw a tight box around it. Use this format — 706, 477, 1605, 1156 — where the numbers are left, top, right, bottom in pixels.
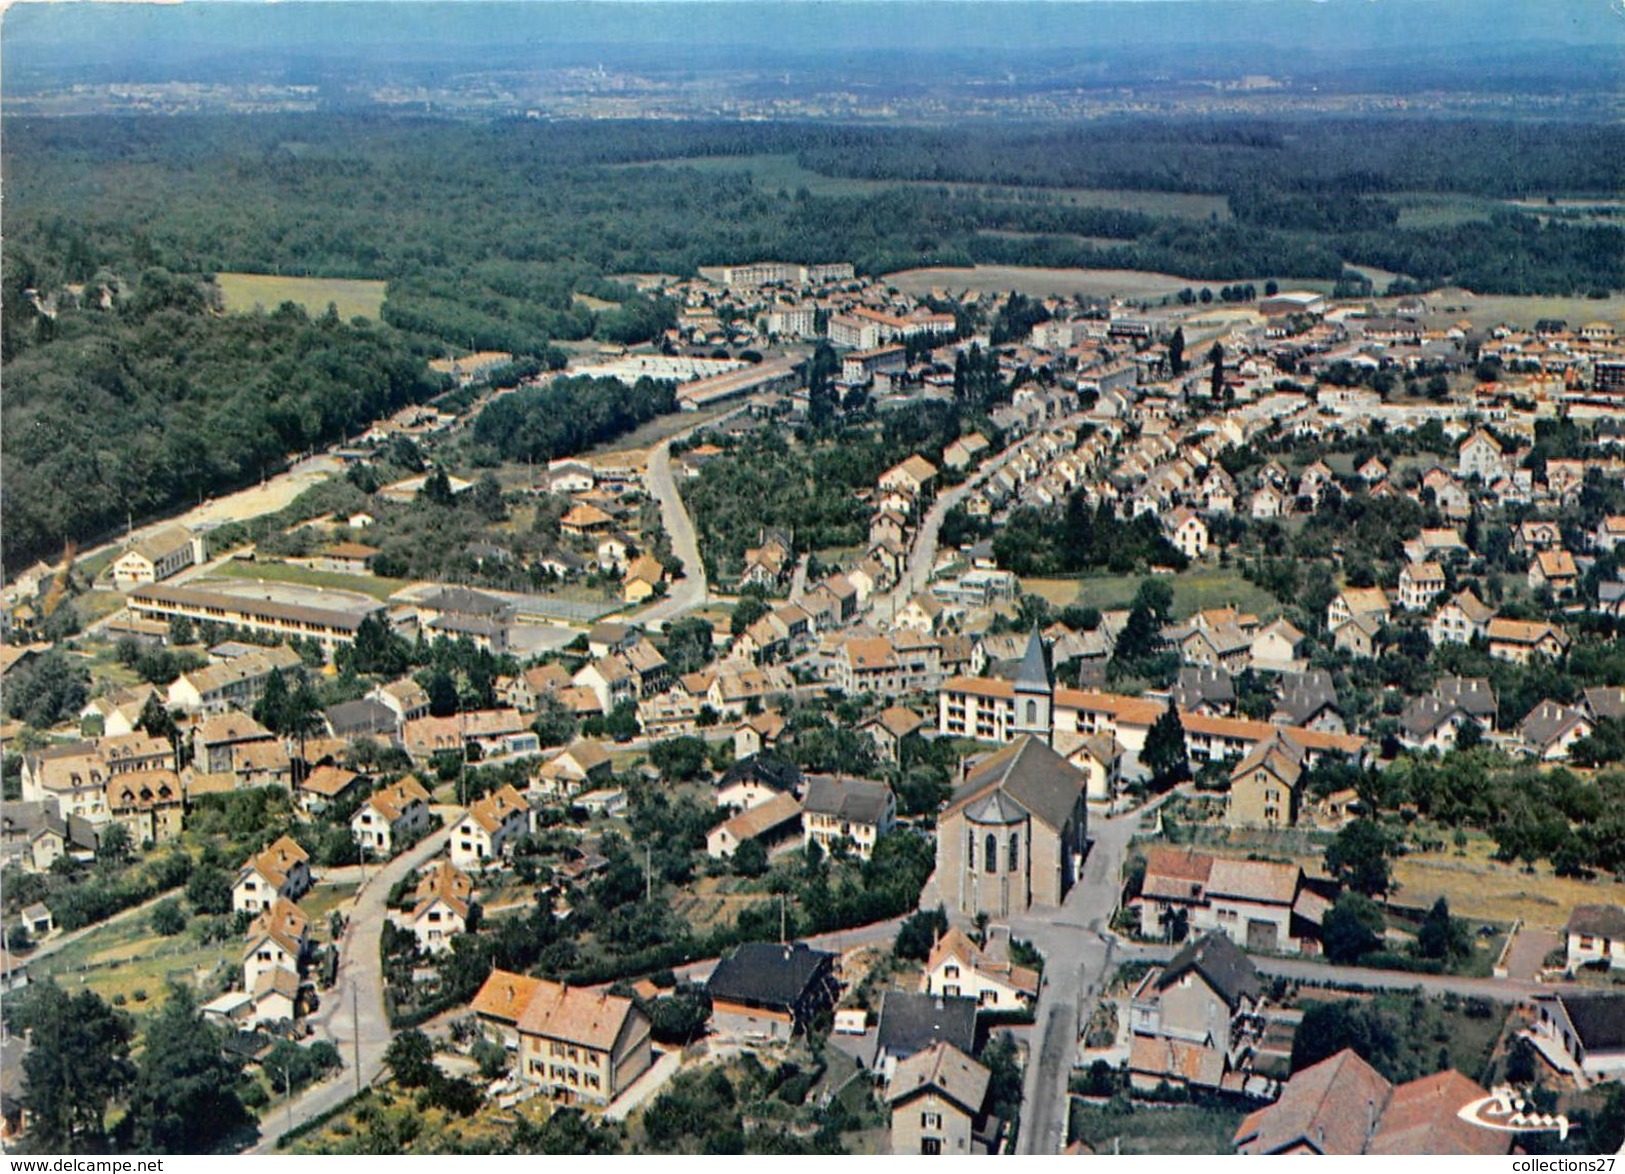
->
1022, 569, 1278, 621
211, 559, 409, 602
1069, 1103, 1245, 1155
29, 913, 231, 1016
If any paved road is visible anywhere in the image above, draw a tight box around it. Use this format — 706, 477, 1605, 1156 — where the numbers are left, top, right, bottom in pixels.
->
1004, 803, 1145, 1155
246, 825, 452, 1153
628, 435, 711, 631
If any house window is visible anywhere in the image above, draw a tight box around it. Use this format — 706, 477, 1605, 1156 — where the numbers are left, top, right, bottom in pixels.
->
984, 834, 997, 874
967, 834, 975, 870
944, 965, 959, 979
921, 1113, 942, 1129
1025, 699, 1038, 726
1008, 832, 1020, 873
922, 1139, 942, 1155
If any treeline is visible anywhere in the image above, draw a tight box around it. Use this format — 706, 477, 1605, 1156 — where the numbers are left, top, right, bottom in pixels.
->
1, 272, 442, 570
468, 374, 677, 464
992, 495, 1189, 577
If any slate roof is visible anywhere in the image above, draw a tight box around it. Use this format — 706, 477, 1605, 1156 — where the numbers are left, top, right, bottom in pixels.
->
1519, 700, 1590, 750
803, 775, 893, 824
944, 736, 1085, 832
1555, 994, 1625, 1052
707, 942, 836, 1010
717, 752, 803, 796
1013, 629, 1051, 693
324, 698, 399, 738
877, 991, 977, 1061
1434, 676, 1497, 720
1156, 931, 1262, 1010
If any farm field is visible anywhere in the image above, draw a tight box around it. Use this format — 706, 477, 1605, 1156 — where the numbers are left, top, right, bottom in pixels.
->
1410, 288, 1625, 332
885, 265, 1203, 301
214, 273, 389, 320
1020, 570, 1278, 621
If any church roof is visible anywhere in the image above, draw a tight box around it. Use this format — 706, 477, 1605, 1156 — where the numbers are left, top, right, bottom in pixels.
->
945, 736, 1084, 832
1013, 628, 1051, 694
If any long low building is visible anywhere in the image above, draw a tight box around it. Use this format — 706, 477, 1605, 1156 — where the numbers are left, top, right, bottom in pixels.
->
127, 580, 386, 655
676, 357, 804, 410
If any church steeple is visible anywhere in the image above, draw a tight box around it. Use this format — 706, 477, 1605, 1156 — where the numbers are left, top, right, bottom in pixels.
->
1012, 627, 1053, 745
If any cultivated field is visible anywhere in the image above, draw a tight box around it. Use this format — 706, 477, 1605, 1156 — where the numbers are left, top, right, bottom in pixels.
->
885, 265, 1201, 301
1412, 287, 1625, 332
214, 272, 388, 320
1021, 570, 1278, 621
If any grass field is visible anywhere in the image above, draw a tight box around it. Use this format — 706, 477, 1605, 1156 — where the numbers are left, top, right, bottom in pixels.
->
1021, 570, 1278, 621
1069, 1103, 1245, 1155
1391, 826, 1625, 929
1412, 287, 1625, 332
215, 273, 388, 320
886, 265, 1205, 301
211, 559, 409, 602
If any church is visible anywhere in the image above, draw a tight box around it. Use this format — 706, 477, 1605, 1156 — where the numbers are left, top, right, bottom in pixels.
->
935, 734, 1089, 919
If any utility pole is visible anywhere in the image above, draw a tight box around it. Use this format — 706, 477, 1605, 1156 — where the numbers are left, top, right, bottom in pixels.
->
351, 982, 362, 1095
779, 893, 786, 944
281, 1056, 294, 1135
645, 843, 653, 902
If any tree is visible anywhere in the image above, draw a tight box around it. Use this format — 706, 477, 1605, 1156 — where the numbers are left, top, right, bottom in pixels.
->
1325, 819, 1394, 896
350, 613, 409, 677
731, 838, 769, 878
117, 987, 251, 1153
1142, 699, 1188, 783
1417, 896, 1469, 961
137, 694, 178, 744
1133, 577, 1175, 625
17, 983, 135, 1152
425, 666, 459, 717
150, 899, 186, 936
385, 1029, 436, 1088
531, 693, 578, 749
3, 649, 90, 729
1290, 995, 1398, 1073
167, 614, 195, 646
420, 467, 456, 507
1321, 891, 1385, 964
645, 987, 712, 1045
96, 823, 133, 871
894, 906, 949, 961
1110, 602, 1163, 672
1168, 325, 1186, 376
663, 616, 716, 676
650, 736, 709, 782
254, 668, 291, 733
806, 341, 839, 428
1208, 341, 1225, 400
185, 865, 233, 915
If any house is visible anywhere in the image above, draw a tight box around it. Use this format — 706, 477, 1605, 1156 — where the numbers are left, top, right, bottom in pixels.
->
323, 697, 400, 741
167, 645, 303, 715
1127, 932, 1263, 1094
244, 968, 303, 1032
1530, 993, 1625, 1083
1204, 856, 1321, 956
1397, 695, 1479, 754
1429, 588, 1494, 646
1165, 508, 1209, 560
936, 736, 1089, 918
705, 792, 803, 860
296, 764, 365, 815
622, 555, 666, 604
472, 969, 543, 1049
714, 752, 803, 811
1171, 667, 1235, 718
351, 775, 434, 857
408, 860, 474, 955
373, 677, 431, 724
1397, 562, 1446, 611
942, 433, 992, 472
1134, 845, 1216, 941
242, 897, 309, 991
514, 980, 653, 1106
1225, 734, 1305, 830
741, 533, 794, 591
1234, 1049, 1507, 1155
875, 991, 978, 1082
920, 927, 1039, 1012
315, 541, 380, 574
192, 712, 277, 774
801, 775, 896, 860
233, 836, 313, 915
1528, 550, 1580, 596
112, 527, 201, 588
450, 784, 532, 870
1248, 483, 1288, 520
706, 941, 840, 1042
732, 711, 788, 760
894, 595, 947, 636
1515, 519, 1565, 554
1518, 700, 1594, 761
1436, 676, 1498, 728
1565, 905, 1625, 973
1595, 516, 1625, 554
861, 705, 927, 763
888, 1042, 997, 1156
1065, 734, 1123, 804
105, 769, 184, 845
559, 502, 615, 537
1271, 670, 1344, 733
1487, 618, 1570, 664
879, 455, 939, 502
1250, 619, 1306, 673
1332, 612, 1382, 659
532, 741, 614, 798
1326, 586, 1390, 631
1458, 430, 1506, 481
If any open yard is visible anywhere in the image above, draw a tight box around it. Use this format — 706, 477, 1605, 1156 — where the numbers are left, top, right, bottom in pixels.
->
1020, 569, 1278, 621
211, 559, 410, 602
1069, 1103, 1245, 1155
28, 913, 231, 1016
1391, 826, 1625, 929
214, 273, 388, 320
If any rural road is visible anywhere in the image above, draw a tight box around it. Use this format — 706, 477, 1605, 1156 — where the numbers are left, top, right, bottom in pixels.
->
247, 823, 453, 1153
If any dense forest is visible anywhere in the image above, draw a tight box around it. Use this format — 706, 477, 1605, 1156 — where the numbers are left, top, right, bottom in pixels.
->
469, 375, 677, 465
5, 113, 1621, 568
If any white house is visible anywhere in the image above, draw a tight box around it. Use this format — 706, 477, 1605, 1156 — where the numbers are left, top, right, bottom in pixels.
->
352, 776, 434, 857
450, 784, 532, 870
